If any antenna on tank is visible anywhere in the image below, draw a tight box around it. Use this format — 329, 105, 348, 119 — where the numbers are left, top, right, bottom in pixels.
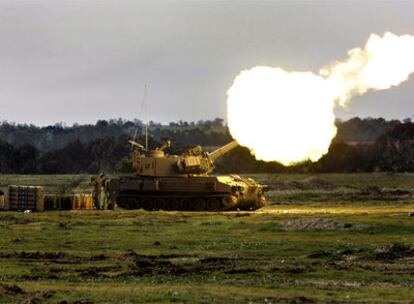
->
145, 123, 148, 150
143, 84, 148, 150
129, 84, 149, 152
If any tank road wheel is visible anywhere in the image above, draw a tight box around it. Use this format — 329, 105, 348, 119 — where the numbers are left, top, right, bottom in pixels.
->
148, 197, 157, 210
206, 198, 221, 211
116, 195, 127, 209
136, 197, 144, 209
222, 195, 238, 210
160, 198, 170, 211
180, 198, 192, 211
153, 198, 165, 210
129, 196, 142, 209
140, 197, 152, 210
118, 195, 137, 209
175, 198, 184, 210
165, 198, 179, 211
159, 198, 170, 211
193, 198, 207, 211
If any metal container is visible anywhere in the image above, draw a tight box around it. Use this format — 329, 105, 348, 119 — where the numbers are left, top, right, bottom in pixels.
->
45, 194, 93, 210
72, 194, 93, 210
44, 194, 72, 210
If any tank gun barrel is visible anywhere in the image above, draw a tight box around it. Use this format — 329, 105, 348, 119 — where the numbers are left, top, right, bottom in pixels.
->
208, 140, 239, 162
158, 139, 171, 151
129, 140, 145, 150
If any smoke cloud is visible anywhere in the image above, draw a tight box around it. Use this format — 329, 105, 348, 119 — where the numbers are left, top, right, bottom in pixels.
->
227, 32, 414, 165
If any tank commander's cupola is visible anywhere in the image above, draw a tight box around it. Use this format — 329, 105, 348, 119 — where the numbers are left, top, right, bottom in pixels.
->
149, 139, 171, 158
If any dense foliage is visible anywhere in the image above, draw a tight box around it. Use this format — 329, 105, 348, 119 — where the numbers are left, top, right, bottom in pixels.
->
0, 117, 413, 173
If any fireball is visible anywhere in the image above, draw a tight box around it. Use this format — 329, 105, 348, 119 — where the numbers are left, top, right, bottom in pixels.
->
227, 32, 414, 165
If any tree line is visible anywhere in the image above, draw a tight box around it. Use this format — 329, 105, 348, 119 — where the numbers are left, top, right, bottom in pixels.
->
0, 117, 413, 174
0, 118, 228, 152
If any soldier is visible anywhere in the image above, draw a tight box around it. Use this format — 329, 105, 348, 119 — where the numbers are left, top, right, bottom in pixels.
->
103, 174, 114, 209
91, 173, 107, 209
91, 176, 101, 210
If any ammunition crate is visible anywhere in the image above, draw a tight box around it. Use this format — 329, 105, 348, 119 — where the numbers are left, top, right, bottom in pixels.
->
72, 194, 93, 210
44, 194, 93, 210
44, 194, 73, 210
7, 185, 45, 211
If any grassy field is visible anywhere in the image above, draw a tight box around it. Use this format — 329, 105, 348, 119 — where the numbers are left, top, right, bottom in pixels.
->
1, 173, 414, 303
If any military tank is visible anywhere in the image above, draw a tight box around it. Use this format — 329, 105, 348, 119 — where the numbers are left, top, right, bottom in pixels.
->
100, 139, 267, 211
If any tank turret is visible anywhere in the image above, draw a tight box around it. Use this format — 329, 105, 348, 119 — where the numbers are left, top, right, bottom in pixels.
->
130, 140, 239, 177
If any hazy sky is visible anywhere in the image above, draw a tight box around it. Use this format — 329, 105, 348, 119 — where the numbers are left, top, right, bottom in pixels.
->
0, 1, 414, 126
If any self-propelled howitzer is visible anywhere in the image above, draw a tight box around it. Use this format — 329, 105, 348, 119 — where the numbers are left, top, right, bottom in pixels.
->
102, 140, 267, 211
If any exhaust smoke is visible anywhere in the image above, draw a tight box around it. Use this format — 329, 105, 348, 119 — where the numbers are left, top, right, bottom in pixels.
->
227, 32, 414, 165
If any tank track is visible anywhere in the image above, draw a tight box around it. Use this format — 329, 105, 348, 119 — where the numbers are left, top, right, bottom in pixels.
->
116, 192, 234, 211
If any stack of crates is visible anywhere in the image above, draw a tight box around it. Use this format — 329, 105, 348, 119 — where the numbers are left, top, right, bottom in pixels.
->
7, 185, 45, 211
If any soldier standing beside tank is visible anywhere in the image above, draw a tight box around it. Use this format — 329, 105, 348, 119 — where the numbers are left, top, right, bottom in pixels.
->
91, 174, 111, 210
91, 175, 100, 209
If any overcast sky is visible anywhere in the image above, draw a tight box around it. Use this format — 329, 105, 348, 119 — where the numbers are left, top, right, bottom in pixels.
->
0, 1, 413, 126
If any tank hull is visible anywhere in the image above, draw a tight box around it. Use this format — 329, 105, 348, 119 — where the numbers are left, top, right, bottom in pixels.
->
105, 175, 265, 211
